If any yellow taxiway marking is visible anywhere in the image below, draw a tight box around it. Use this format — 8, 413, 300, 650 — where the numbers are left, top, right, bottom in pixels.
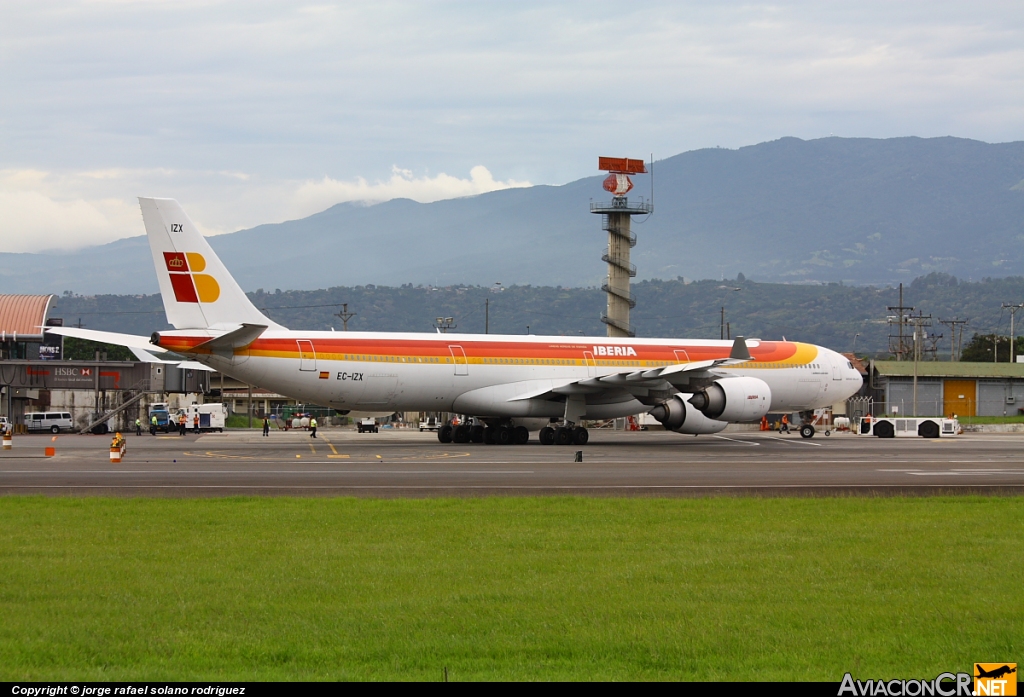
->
309, 443, 317, 454
328, 454, 350, 459
321, 436, 341, 455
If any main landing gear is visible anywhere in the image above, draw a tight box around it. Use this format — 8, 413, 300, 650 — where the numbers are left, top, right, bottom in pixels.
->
437, 421, 589, 445
437, 423, 531, 445
538, 425, 588, 446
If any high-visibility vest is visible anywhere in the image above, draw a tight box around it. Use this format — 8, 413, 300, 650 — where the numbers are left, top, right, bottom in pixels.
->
310, 418, 317, 428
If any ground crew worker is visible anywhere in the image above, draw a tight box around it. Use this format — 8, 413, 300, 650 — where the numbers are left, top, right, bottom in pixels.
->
309, 416, 318, 439
263, 417, 270, 437
135, 417, 141, 436
780, 413, 790, 433
193, 413, 200, 434
178, 412, 186, 436
150, 414, 157, 435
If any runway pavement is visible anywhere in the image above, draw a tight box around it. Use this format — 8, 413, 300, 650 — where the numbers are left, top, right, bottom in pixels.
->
1, 428, 1023, 496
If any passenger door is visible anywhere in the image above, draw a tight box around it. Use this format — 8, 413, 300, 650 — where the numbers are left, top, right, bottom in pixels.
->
449, 345, 469, 376
297, 340, 316, 372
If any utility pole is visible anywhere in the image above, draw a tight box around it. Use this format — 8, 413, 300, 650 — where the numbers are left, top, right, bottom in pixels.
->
485, 298, 489, 334
887, 283, 915, 361
334, 303, 356, 331
939, 318, 969, 361
720, 307, 725, 341
1001, 303, 1024, 363
909, 313, 932, 416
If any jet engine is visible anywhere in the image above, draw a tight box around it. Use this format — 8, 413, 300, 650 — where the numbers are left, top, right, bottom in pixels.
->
687, 376, 771, 422
649, 395, 729, 434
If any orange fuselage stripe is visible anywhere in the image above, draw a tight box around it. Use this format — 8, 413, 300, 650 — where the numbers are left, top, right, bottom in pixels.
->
156, 336, 816, 366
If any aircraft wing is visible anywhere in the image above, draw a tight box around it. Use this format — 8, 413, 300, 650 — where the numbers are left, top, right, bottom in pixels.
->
128, 346, 214, 371
44, 326, 171, 354
507, 337, 755, 403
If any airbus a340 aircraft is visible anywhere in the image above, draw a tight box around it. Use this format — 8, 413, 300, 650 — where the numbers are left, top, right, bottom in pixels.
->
50, 198, 863, 446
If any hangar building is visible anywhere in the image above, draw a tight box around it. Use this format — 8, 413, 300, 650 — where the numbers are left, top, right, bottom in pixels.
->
869, 360, 1024, 417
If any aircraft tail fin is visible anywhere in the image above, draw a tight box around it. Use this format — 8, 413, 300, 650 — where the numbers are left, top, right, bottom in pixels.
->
138, 198, 282, 331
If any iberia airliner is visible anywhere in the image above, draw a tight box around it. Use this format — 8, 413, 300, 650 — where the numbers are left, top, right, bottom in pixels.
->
50, 198, 863, 445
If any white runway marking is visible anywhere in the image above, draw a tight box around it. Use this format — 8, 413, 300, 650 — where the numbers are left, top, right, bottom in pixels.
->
765, 437, 823, 447
712, 435, 760, 446
877, 468, 1024, 476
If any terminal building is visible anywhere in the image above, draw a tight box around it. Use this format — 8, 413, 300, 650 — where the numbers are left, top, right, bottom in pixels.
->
0, 294, 208, 433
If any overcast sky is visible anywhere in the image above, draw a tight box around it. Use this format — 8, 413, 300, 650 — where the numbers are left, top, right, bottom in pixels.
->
2, 1, 1022, 253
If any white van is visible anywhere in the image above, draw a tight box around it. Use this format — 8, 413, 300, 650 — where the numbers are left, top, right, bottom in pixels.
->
25, 412, 74, 434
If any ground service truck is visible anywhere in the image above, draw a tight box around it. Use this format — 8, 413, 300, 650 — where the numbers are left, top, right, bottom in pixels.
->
183, 403, 227, 432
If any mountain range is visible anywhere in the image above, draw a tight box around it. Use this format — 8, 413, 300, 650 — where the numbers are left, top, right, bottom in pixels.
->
4, 136, 1023, 294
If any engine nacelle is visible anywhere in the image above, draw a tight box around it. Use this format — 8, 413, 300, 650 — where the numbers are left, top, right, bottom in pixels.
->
649, 395, 729, 435
687, 377, 771, 422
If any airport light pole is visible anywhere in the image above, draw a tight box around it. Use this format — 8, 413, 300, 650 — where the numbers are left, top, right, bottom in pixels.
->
1002, 303, 1024, 363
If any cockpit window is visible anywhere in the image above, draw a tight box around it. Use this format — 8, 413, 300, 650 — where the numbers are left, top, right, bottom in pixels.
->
847, 361, 854, 369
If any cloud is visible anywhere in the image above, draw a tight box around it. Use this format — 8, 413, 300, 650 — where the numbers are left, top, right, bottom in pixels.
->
0, 164, 533, 253
0, 170, 142, 253
290, 165, 531, 215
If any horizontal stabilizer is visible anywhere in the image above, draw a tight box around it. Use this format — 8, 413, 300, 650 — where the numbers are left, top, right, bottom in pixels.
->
45, 326, 170, 354
129, 346, 214, 371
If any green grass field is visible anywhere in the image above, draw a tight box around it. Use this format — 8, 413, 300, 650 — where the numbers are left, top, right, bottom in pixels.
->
957, 415, 1024, 425
0, 496, 1020, 681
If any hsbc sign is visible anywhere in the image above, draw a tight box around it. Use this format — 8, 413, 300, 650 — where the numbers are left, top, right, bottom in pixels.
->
14, 363, 149, 390
55, 367, 91, 378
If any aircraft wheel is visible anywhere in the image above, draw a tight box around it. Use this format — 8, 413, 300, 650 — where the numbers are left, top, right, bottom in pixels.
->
554, 427, 573, 446
513, 426, 530, 445
824, 430, 831, 436
539, 426, 555, 445
495, 426, 513, 446
453, 425, 471, 443
572, 427, 589, 446
437, 424, 453, 443
800, 424, 815, 439
484, 427, 497, 445
470, 425, 485, 443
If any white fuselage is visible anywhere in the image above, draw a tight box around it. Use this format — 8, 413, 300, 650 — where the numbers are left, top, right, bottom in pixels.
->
160, 330, 863, 420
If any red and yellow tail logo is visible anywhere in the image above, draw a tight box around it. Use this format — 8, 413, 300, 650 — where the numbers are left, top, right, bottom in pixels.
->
163, 252, 220, 303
